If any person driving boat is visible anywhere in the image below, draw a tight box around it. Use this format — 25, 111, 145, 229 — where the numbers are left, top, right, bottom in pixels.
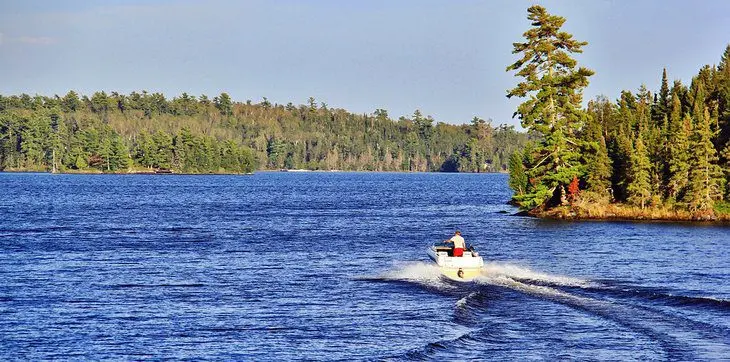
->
448, 230, 465, 257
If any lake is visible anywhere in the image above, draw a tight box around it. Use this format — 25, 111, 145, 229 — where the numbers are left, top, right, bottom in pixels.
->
0, 172, 728, 360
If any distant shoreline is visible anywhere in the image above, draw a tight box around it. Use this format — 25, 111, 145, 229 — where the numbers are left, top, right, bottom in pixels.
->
0, 168, 252, 176
0, 168, 508, 175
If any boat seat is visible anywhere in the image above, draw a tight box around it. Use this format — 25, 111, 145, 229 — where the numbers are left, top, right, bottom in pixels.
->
434, 246, 453, 256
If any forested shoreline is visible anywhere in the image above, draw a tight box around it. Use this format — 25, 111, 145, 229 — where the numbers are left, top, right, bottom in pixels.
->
0, 91, 527, 174
507, 5, 730, 220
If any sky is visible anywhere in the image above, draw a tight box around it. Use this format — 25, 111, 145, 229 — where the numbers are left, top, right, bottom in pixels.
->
1, 0, 729, 127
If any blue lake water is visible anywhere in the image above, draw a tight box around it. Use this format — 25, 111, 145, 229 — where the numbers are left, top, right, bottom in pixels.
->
0, 172, 728, 360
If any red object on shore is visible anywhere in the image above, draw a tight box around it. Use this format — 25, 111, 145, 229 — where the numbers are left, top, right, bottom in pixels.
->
453, 248, 464, 257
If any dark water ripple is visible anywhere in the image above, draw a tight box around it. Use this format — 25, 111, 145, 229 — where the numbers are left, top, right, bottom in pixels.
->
1, 172, 729, 360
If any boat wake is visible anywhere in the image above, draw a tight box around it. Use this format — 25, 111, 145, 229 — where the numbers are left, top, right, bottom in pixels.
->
354, 261, 457, 291
377, 262, 730, 361
479, 262, 595, 288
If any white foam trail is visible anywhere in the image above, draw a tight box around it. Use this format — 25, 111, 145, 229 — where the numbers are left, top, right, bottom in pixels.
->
475, 273, 602, 306
380, 261, 443, 282
358, 261, 596, 296
480, 262, 596, 288
475, 263, 604, 306
456, 291, 478, 307
366, 261, 457, 290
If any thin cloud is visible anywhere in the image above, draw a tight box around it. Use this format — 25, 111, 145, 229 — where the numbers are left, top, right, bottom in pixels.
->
0, 32, 57, 46
17, 36, 56, 45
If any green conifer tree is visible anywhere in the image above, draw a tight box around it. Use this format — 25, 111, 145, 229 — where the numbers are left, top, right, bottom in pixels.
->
49, 108, 68, 172
74, 153, 88, 169
61, 91, 81, 113
99, 136, 113, 171
506, 5, 594, 208
685, 86, 724, 211
151, 130, 173, 169
608, 95, 637, 203
627, 133, 652, 208
508, 150, 528, 196
589, 135, 612, 197
609, 128, 633, 202
581, 103, 612, 197
645, 124, 664, 197
667, 112, 692, 201
723, 140, 730, 199
133, 131, 156, 168
652, 69, 671, 125
717, 45, 730, 155
21, 113, 51, 168
110, 136, 131, 171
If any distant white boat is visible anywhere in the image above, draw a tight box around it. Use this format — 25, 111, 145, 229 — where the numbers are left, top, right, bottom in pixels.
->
426, 242, 484, 281
280, 169, 311, 172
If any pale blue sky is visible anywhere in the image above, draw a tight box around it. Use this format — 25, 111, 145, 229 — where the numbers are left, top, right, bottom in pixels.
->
1, 0, 729, 127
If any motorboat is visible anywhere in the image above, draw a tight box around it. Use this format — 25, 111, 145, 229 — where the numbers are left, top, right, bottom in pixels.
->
427, 242, 484, 281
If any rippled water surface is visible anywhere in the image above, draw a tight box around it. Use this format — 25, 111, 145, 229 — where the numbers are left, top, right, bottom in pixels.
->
1, 172, 728, 360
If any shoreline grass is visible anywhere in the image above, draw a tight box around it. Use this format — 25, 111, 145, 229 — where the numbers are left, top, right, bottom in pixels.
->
530, 195, 730, 222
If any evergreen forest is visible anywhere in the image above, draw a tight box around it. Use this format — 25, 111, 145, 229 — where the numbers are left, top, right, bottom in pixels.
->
508, 5, 730, 218
0, 92, 527, 174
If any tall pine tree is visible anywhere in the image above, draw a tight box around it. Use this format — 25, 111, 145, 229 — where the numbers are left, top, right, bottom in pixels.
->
506, 5, 594, 209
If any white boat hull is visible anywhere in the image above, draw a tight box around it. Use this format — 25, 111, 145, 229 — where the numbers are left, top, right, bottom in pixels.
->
427, 246, 484, 282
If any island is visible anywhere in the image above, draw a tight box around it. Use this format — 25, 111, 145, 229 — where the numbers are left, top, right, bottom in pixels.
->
506, 5, 730, 221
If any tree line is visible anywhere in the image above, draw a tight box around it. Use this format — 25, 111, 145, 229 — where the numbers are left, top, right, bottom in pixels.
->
0, 90, 527, 174
507, 5, 730, 215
